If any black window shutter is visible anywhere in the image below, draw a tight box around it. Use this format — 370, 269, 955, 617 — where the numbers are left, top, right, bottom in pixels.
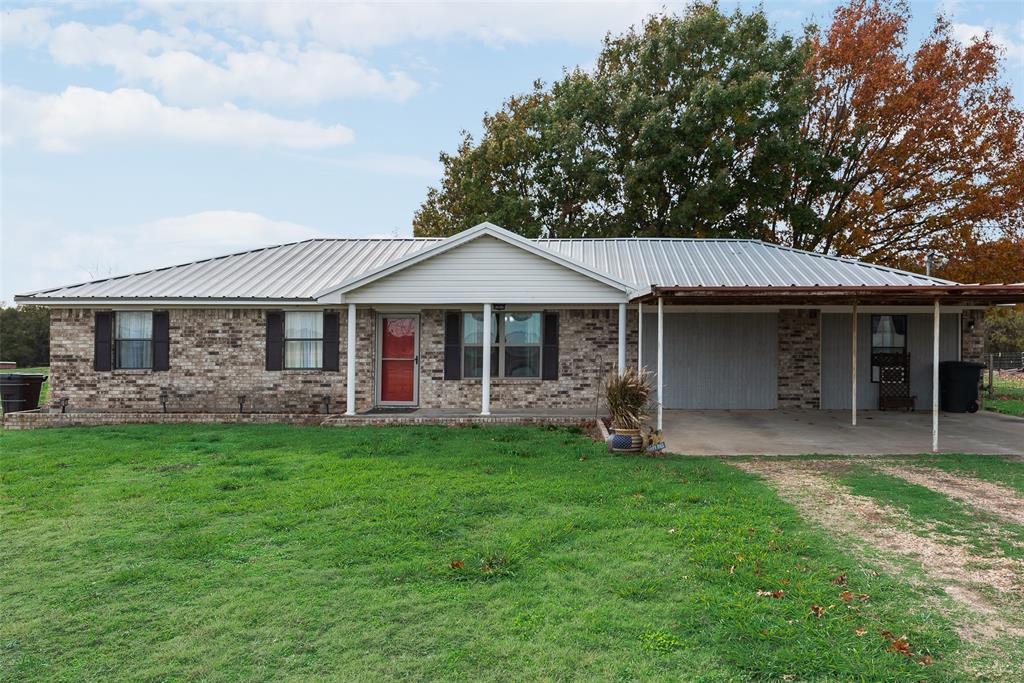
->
542, 311, 559, 380
443, 312, 462, 380
94, 311, 112, 371
153, 311, 170, 371
322, 311, 340, 371
266, 311, 284, 371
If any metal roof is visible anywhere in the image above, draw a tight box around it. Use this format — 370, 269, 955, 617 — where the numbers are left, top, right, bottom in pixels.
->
17, 234, 953, 302
537, 239, 951, 288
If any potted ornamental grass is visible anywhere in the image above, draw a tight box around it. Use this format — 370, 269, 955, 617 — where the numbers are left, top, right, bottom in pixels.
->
605, 367, 652, 453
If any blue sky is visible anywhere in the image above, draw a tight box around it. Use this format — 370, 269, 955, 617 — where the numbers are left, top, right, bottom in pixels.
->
2, 1, 1021, 303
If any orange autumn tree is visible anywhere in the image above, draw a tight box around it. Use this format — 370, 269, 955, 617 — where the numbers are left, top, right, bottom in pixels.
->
777, 0, 1024, 277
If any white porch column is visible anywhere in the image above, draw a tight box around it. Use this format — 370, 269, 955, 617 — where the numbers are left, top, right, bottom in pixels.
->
657, 296, 664, 431
637, 302, 643, 372
481, 303, 492, 416
617, 303, 627, 375
346, 303, 357, 415
851, 301, 858, 426
933, 298, 940, 453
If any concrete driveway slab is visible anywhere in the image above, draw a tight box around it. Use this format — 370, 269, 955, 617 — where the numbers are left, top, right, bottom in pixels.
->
661, 409, 1023, 456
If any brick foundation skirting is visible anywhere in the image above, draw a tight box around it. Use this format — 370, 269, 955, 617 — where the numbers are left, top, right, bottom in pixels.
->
2, 410, 594, 431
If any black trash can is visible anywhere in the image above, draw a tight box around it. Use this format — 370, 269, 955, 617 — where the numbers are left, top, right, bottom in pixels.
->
0, 373, 47, 414
938, 361, 986, 413
19, 374, 47, 410
0, 374, 28, 414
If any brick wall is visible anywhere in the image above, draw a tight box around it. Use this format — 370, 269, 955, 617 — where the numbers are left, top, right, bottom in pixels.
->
48, 306, 636, 414
418, 308, 635, 412
777, 309, 820, 409
960, 309, 985, 363
49, 308, 376, 413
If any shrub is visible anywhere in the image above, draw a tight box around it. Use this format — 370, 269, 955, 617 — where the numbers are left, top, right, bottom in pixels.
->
605, 368, 653, 430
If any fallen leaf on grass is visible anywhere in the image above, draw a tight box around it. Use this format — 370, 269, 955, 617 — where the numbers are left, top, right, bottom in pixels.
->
840, 591, 854, 602
918, 655, 933, 665
449, 559, 464, 570
880, 630, 914, 657
855, 627, 868, 637
831, 572, 847, 585
810, 604, 825, 618
756, 589, 785, 599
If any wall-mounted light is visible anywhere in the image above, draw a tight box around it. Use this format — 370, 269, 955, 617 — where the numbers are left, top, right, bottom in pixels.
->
967, 318, 976, 332
159, 390, 169, 413
238, 395, 247, 414
59, 397, 69, 414
322, 395, 331, 414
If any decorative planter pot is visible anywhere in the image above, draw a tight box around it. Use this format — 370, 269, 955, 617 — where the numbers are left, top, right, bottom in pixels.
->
608, 427, 643, 453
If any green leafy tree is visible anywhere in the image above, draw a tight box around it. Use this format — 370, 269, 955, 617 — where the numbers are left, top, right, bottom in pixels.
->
0, 305, 50, 367
986, 307, 1024, 354
414, 3, 824, 239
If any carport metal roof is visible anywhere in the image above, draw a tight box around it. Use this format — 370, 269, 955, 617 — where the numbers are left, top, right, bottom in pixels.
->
640, 284, 1024, 306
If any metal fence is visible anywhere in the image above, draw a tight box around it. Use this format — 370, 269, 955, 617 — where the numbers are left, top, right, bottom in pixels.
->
988, 351, 1024, 371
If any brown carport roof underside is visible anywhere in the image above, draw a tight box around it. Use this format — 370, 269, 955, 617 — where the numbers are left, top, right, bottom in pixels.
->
635, 284, 1024, 306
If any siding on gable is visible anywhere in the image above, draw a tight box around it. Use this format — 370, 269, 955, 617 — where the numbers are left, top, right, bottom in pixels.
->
342, 236, 628, 304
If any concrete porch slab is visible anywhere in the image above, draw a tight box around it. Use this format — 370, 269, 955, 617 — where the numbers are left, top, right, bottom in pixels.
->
660, 409, 1024, 456
324, 407, 597, 427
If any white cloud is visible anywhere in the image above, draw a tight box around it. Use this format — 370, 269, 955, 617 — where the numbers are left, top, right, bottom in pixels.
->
0, 7, 53, 47
951, 21, 1024, 64
3, 211, 325, 302
146, 1, 664, 51
45, 21, 420, 106
1, 85, 354, 152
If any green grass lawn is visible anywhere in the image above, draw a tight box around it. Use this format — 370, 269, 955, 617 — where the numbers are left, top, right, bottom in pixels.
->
0, 425, 968, 681
838, 464, 1024, 560
984, 373, 1024, 417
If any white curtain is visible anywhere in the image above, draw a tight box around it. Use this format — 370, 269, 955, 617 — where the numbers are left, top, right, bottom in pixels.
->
115, 311, 153, 369
285, 312, 323, 369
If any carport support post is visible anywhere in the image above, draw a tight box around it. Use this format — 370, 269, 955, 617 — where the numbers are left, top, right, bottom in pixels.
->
851, 301, 857, 426
657, 297, 664, 431
933, 298, 940, 453
634, 301, 643, 370
618, 303, 627, 375
346, 303, 356, 416
481, 303, 492, 416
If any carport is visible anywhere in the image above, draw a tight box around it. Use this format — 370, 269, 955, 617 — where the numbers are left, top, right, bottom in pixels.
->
633, 283, 1024, 454
659, 409, 1024, 456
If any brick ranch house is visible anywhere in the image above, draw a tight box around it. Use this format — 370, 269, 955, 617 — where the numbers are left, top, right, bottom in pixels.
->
12, 222, 1024, 442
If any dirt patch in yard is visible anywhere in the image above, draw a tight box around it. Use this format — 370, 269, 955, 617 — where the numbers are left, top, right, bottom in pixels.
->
735, 458, 1024, 643
877, 465, 1024, 526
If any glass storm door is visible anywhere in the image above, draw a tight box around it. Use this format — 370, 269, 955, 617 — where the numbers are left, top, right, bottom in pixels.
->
378, 315, 419, 405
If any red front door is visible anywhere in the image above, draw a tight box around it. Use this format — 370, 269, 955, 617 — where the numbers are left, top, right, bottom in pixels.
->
379, 315, 418, 404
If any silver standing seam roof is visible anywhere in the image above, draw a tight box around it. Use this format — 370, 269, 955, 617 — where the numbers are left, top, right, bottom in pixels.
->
16, 236, 953, 302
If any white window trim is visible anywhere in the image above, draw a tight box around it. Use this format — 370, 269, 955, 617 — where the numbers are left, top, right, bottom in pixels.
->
113, 310, 155, 370
462, 311, 542, 379
283, 310, 325, 370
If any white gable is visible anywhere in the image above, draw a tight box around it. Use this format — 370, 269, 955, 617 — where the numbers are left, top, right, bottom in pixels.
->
338, 235, 628, 304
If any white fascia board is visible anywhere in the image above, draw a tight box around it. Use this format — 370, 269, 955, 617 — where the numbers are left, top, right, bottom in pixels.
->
13, 298, 322, 307
313, 222, 634, 302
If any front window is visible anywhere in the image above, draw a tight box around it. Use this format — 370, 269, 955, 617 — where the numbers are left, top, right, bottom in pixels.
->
871, 314, 907, 382
285, 311, 323, 369
115, 311, 153, 369
462, 311, 542, 378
